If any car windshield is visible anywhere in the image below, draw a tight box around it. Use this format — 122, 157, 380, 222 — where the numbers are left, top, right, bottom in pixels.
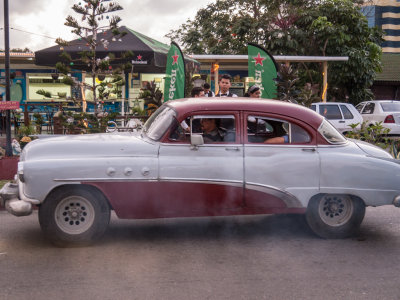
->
142, 105, 176, 141
318, 119, 347, 144
380, 102, 400, 112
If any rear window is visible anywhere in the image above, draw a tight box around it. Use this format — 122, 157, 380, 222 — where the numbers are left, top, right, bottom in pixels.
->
340, 105, 354, 119
319, 105, 342, 120
380, 102, 400, 112
318, 119, 347, 144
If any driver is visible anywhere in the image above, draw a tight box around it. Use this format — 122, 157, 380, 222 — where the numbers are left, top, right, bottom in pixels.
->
201, 118, 225, 142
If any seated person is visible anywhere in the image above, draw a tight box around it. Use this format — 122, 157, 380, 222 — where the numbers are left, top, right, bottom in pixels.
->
201, 118, 225, 142
264, 135, 288, 144
264, 121, 289, 144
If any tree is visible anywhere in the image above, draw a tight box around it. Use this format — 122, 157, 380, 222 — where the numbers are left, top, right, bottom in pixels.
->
299, 0, 384, 104
168, 0, 384, 105
55, 0, 130, 114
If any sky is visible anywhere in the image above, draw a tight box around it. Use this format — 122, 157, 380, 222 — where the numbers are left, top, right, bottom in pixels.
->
0, 0, 212, 51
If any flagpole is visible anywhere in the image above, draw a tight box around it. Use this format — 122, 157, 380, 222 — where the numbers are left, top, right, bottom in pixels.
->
4, 0, 13, 156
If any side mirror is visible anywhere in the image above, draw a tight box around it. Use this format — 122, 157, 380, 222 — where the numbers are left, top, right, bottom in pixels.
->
190, 134, 204, 147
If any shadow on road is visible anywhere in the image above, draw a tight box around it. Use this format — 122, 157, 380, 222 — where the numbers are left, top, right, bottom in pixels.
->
101, 214, 315, 244
2, 209, 397, 248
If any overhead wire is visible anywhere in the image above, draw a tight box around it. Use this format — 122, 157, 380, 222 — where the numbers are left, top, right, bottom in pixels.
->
0, 27, 56, 40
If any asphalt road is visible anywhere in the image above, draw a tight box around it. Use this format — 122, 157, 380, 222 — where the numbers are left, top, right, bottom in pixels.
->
1, 207, 400, 300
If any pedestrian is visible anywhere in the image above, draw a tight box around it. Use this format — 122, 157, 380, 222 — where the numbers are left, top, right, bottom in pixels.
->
215, 74, 238, 97
244, 85, 261, 98
181, 87, 205, 132
203, 83, 214, 97
191, 87, 205, 98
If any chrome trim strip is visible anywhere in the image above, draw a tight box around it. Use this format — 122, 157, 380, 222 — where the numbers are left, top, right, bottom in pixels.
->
245, 182, 303, 208
320, 186, 399, 193
55, 178, 243, 187
245, 144, 316, 148
54, 178, 302, 208
160, 178, 243, 187
54, 178, 158, 182
160, 143, 241, 147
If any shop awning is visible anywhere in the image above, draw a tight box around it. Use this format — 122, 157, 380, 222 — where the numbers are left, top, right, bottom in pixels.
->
34, 26, 199, 73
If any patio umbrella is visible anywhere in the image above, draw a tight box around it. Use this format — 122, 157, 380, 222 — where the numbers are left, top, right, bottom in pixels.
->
35, 26, 199, 73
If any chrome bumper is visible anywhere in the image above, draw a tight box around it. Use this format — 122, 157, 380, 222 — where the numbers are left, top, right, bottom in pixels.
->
0, 182, 32, 216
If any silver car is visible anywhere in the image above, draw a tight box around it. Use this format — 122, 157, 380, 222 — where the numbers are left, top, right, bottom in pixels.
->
1, 98, 400, 246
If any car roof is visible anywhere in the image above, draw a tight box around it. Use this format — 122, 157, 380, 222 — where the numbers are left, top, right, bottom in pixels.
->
312, 102, 354, 105
363, 100, 400, 103
165, 97, 324, 129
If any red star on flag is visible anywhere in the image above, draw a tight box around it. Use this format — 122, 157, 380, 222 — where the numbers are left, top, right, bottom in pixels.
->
137, 54, 142, 60
253, 53, 265, 66
172, 52, 179, 65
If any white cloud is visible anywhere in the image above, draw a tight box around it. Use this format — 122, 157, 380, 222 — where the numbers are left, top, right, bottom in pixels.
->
0, 0, 212, 51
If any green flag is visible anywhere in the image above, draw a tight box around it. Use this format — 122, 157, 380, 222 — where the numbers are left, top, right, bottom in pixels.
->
164, 42, 185, 102
248, 43, 278, 99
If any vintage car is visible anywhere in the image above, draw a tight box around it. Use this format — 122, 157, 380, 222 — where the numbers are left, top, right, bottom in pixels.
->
1, 98, 400, 246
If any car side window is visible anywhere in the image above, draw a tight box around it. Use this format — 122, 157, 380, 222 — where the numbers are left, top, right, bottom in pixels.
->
340, 105, 354, 119
310, 105, 316, 112
361, 103, 375, 114
247, 116, 310, 144
355, 103, 364, 112
319, 105, 342, 120
192, 115, 236, 143
169, 115, 236, 143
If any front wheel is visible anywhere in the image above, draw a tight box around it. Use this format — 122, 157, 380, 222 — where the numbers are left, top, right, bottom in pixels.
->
39, 187, 110, 247
306, 194, 365, 239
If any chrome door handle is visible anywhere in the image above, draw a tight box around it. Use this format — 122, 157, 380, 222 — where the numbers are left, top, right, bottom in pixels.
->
302, 148, 316, 152
225, 147, 240, 151
339, 121, 345, 123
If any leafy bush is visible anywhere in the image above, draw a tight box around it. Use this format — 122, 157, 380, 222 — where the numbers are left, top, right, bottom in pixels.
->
345, 121, 391, 150
17, 124, 36, 140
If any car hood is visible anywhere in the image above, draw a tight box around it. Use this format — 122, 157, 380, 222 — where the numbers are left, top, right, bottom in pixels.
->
349, 139, 393, 159
21, 132, 159, 161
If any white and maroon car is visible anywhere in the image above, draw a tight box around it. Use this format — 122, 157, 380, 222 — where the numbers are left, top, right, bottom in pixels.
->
2, 98, 400, 246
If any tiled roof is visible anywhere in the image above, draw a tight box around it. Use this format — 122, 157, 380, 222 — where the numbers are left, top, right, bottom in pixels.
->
375, 53, 400, 82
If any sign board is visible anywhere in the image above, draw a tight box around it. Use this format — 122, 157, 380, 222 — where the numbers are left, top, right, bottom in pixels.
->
0, 101, 20, 111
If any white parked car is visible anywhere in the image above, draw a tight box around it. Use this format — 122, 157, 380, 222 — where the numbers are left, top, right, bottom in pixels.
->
310, 102, 362, 134
355, 100, 400, 135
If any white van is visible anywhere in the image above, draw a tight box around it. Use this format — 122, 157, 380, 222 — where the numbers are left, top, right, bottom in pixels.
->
310, 102, 363, 134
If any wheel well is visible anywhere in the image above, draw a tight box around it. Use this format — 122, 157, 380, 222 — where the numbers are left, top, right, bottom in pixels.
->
308, 193, 366, 208
44, 184, 113, 210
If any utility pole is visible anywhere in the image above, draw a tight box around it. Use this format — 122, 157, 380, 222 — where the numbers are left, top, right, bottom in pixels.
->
3, 0, 12, 156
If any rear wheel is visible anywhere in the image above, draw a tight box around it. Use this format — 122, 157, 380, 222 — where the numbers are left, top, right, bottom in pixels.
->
306, 194, 365, 239
39, 187, 110, 247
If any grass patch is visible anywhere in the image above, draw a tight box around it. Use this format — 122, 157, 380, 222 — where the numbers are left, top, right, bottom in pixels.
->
0, 180, 9, 189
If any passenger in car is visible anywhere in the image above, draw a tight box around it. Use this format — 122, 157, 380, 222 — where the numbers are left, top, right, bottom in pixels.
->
264, 135, 288, 144
201, 118, 225, 142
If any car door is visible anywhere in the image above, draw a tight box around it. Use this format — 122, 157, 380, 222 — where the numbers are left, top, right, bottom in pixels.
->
339, 104, 361, 132
318, 104, 345, 132
158, 112, 244, 217
359, 102, 376, 125
243, 112, 320, 212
